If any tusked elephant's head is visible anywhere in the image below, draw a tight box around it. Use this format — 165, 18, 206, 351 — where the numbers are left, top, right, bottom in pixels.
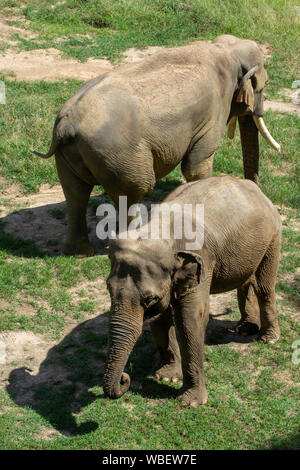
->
213, 35, 280, 184
103, 239, 202, 399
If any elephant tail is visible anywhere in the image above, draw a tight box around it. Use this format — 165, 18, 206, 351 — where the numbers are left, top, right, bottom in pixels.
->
31, 147, 56, 159
30, 128, 59, 159
31, 113, 76, 159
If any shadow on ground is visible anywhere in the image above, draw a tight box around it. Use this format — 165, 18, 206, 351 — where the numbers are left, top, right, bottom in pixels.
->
205, 312, 258, 346
0, 179, 181, 258
6, 305, 255, 435
268, 431, 300, 450
0, 195, 109, 257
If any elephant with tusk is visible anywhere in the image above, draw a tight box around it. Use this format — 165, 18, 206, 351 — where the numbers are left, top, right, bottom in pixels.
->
32, 34, 280, 257
103, 175, 281, 406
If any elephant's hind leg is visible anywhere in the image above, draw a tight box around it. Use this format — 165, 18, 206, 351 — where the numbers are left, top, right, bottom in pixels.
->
254, 233, 281, 344
55, 153, 94, 257
235, 282, 260, 336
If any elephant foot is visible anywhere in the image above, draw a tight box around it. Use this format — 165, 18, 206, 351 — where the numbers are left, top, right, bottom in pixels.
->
178, 386, 208, 408
231, 320, 259, 336
64, 240, 95, 258
258, 328, 280, 344
155, 361, 182, 383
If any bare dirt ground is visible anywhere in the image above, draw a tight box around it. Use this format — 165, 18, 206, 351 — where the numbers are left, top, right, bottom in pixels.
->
264, 100, 300, 116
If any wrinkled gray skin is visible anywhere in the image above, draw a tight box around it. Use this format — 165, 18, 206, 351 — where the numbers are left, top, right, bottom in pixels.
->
103, 176, 281, 407
33, 35, 270, 257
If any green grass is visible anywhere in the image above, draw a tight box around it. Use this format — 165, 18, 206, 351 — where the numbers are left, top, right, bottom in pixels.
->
0, 79, 81, 192
0, 310, 299, 449
0, 0, 299, 96
0, 236, 110, 338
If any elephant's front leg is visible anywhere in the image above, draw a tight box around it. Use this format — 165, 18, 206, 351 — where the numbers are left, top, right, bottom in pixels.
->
55, 153, 94, 257
173, 287, 209, 407
150, 307, 182, 382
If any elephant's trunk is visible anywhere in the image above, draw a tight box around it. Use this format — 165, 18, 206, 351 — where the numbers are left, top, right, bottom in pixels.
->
103, 302, 143, 399
238, 114, 260, 184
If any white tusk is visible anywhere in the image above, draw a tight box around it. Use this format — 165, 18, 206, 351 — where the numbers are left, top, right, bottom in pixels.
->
252, 115, 281, 152
228, 116, 237, 139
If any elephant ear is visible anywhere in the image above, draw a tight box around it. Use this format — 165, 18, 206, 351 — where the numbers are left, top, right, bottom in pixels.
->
172, 251, 205, 298
236, 65, 258, 112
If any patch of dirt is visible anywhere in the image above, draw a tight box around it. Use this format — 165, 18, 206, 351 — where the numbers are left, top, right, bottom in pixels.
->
0, 309, 109, 399
0, 184, 108, 256
259, 43, 272, 59
272, 369, 299, 387
209, 291, 237, 316
0, 175, 22, 198
0, 299, 10, 309
33, 425, 61, 441
264, 100, 300, 116
0, 14, 36, 45
0, 330, 56, 390
0, 14, 167, 82
68, 278, 111, 316
0, 45, 169, 82
0, 48, 114, 82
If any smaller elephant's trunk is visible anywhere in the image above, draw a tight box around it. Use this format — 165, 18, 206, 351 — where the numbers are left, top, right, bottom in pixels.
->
103, 302, 144, 399
104, 369, 131, 399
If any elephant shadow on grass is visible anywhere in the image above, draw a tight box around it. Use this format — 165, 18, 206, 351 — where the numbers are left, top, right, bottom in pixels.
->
6, 312, 176, 436
0, 194, 110, 258
0, 178, 181, 258
6, 305, 256, 436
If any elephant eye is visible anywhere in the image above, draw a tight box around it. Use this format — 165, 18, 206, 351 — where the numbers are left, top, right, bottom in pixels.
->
143, 295, 159, 307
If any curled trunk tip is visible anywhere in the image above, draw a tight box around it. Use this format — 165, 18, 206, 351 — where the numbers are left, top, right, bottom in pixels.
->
104, 372, 131, 399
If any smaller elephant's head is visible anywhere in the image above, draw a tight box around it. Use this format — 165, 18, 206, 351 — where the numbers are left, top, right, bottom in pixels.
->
103, 239, 205, 399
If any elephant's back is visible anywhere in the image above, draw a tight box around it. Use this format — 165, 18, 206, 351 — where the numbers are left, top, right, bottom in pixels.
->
166, 175, 281, 249
169, 176, 279, 222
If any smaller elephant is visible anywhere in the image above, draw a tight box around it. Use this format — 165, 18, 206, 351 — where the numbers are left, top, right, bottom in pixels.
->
103, 176, 281, 406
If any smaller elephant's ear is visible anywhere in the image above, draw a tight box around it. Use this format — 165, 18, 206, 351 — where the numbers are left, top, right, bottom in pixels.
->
236, 65, 258, 112
173, 251, 205, 298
